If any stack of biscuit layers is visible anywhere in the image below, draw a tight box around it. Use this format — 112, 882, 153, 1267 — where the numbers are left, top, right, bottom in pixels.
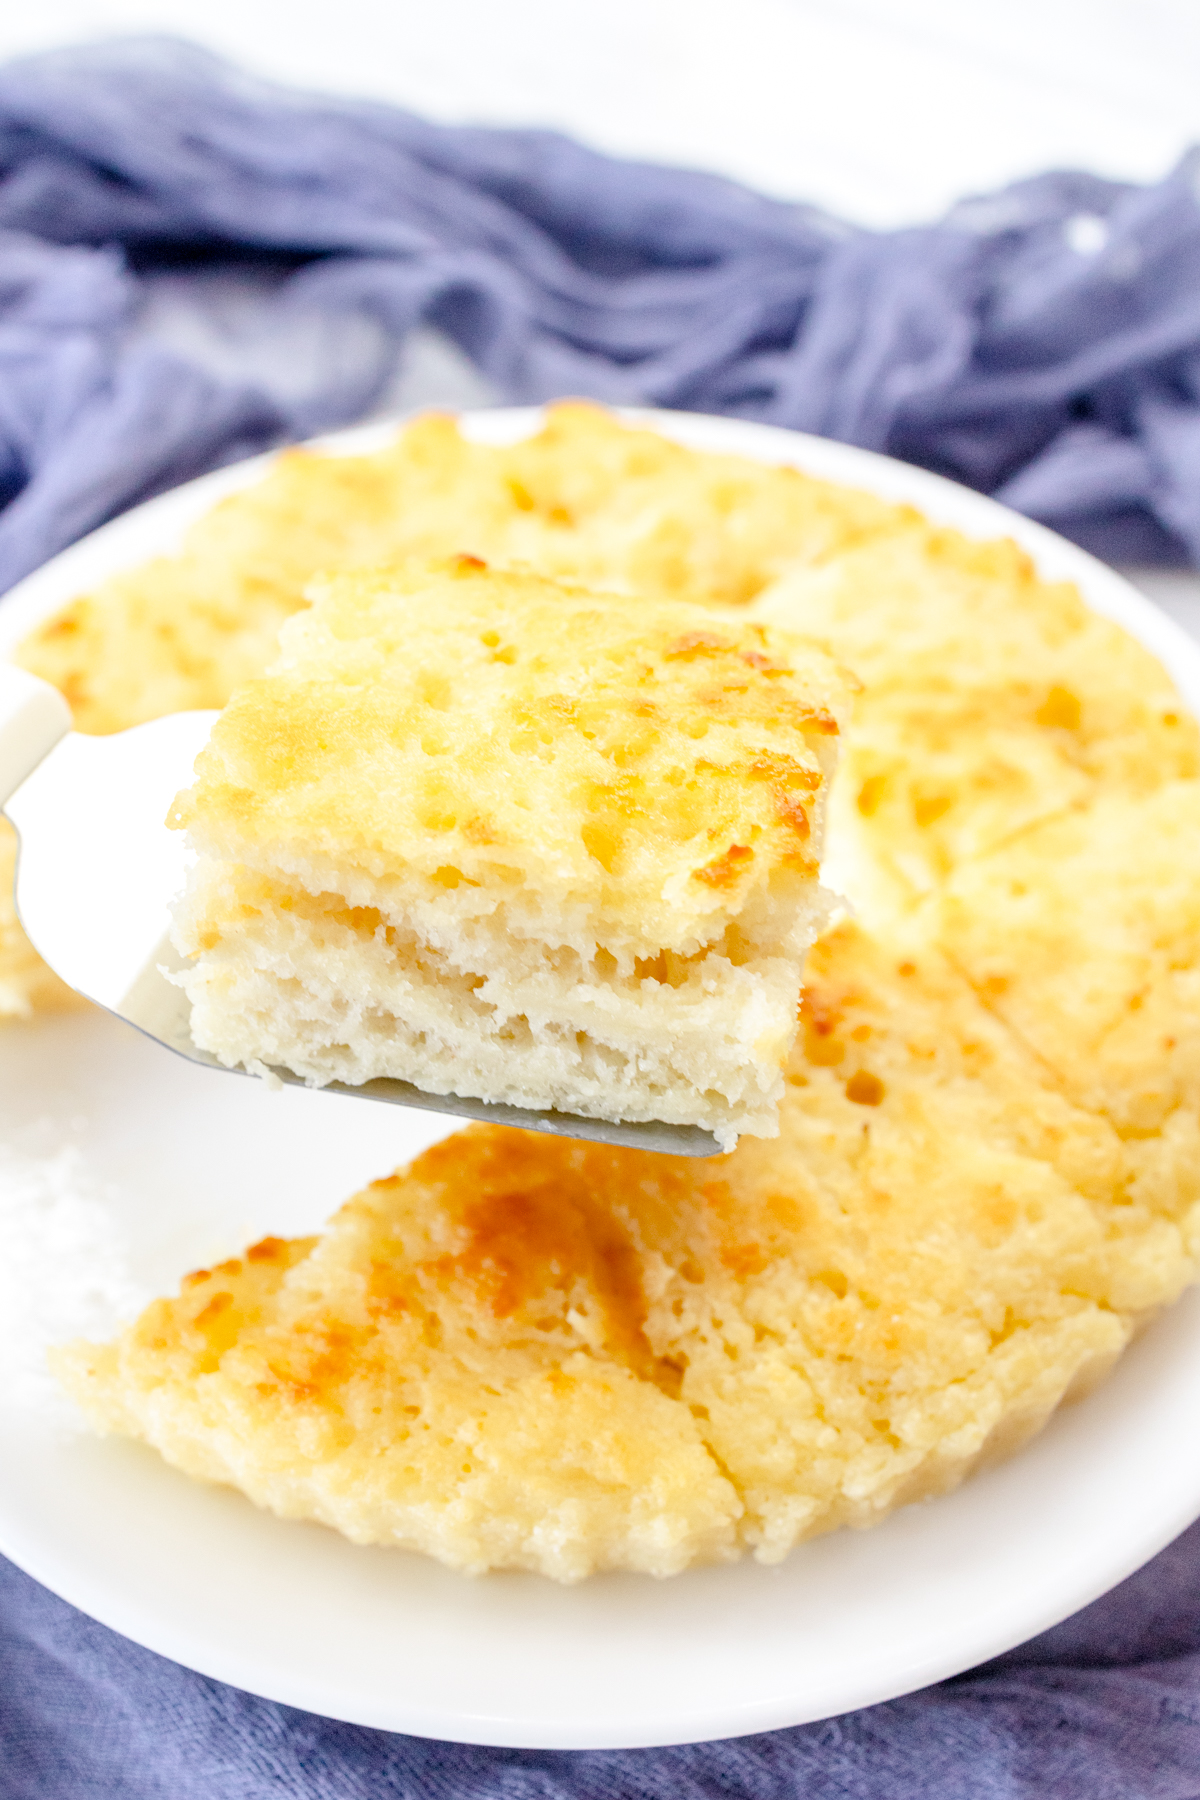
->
167, 561, 847, 1147
11, 406, 1199, 1579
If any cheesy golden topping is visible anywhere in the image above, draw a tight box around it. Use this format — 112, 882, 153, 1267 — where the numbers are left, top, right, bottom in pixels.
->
171, 557, 845, 953
15, 404, 905, 737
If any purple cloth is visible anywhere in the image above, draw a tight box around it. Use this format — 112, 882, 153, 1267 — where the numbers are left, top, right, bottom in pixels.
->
3, 32, 1200, 1792
1, 34, 1200, 595
4, 1520, 1200, 1796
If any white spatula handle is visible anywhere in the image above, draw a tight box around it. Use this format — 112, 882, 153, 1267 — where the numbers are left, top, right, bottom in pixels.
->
0, 663, 72, 810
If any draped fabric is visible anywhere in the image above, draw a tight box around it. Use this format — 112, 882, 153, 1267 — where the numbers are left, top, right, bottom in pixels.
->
5, 1524, 1200, 1798
1, 34, 1199, 594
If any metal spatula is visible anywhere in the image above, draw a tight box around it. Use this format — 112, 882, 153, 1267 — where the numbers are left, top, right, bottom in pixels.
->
0, 663, 720, 1155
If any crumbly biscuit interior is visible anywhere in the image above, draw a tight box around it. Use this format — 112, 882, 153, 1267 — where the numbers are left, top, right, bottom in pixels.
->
172, 858, 828, 1143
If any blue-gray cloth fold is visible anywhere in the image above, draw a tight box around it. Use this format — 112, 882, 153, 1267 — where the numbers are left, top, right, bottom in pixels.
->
1, 33, 1200, 594
5, 1520, 1200, 1798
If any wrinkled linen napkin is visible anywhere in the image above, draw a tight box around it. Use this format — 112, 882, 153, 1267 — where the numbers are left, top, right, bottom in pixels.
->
3, 31, 1200, 1795
4, 1522, 1200, 1798
1, 33, 1200, 594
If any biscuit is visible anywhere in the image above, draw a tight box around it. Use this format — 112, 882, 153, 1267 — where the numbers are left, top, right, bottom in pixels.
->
56, 921, 1196, 1580
20, 406, 1200, 1580
927, 779, 1200, 1138
754, 526, 1199, 906
169, 558, 846, 1144
5, 405, 902, 1016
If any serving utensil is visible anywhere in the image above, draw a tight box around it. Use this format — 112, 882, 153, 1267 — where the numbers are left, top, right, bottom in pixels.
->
0, 662, 720, 1155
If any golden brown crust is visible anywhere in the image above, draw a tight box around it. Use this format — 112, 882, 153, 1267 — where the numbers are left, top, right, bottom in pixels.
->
15, 405, 908, 736
58, 919, 1197, 1578
6, 404, 894, 1015
754, 524, 1199, 904
173, 559, 845, 949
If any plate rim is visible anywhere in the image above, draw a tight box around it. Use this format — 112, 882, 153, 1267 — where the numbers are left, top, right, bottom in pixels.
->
3, 405, 1200, 1750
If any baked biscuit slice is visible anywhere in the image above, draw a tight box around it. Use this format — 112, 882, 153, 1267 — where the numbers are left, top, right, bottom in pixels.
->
1, 404, 901, 1022
56, 924, 1199, 1581
926, 777, 1200, 1139
168, 557, 846, 1147
754, 526, 1199, 908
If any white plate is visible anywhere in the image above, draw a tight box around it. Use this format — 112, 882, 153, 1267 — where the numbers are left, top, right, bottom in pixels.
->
3, 410, 1200, 1751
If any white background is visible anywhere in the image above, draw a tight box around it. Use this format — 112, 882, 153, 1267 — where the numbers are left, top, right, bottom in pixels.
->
1, 0, 1198, 227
